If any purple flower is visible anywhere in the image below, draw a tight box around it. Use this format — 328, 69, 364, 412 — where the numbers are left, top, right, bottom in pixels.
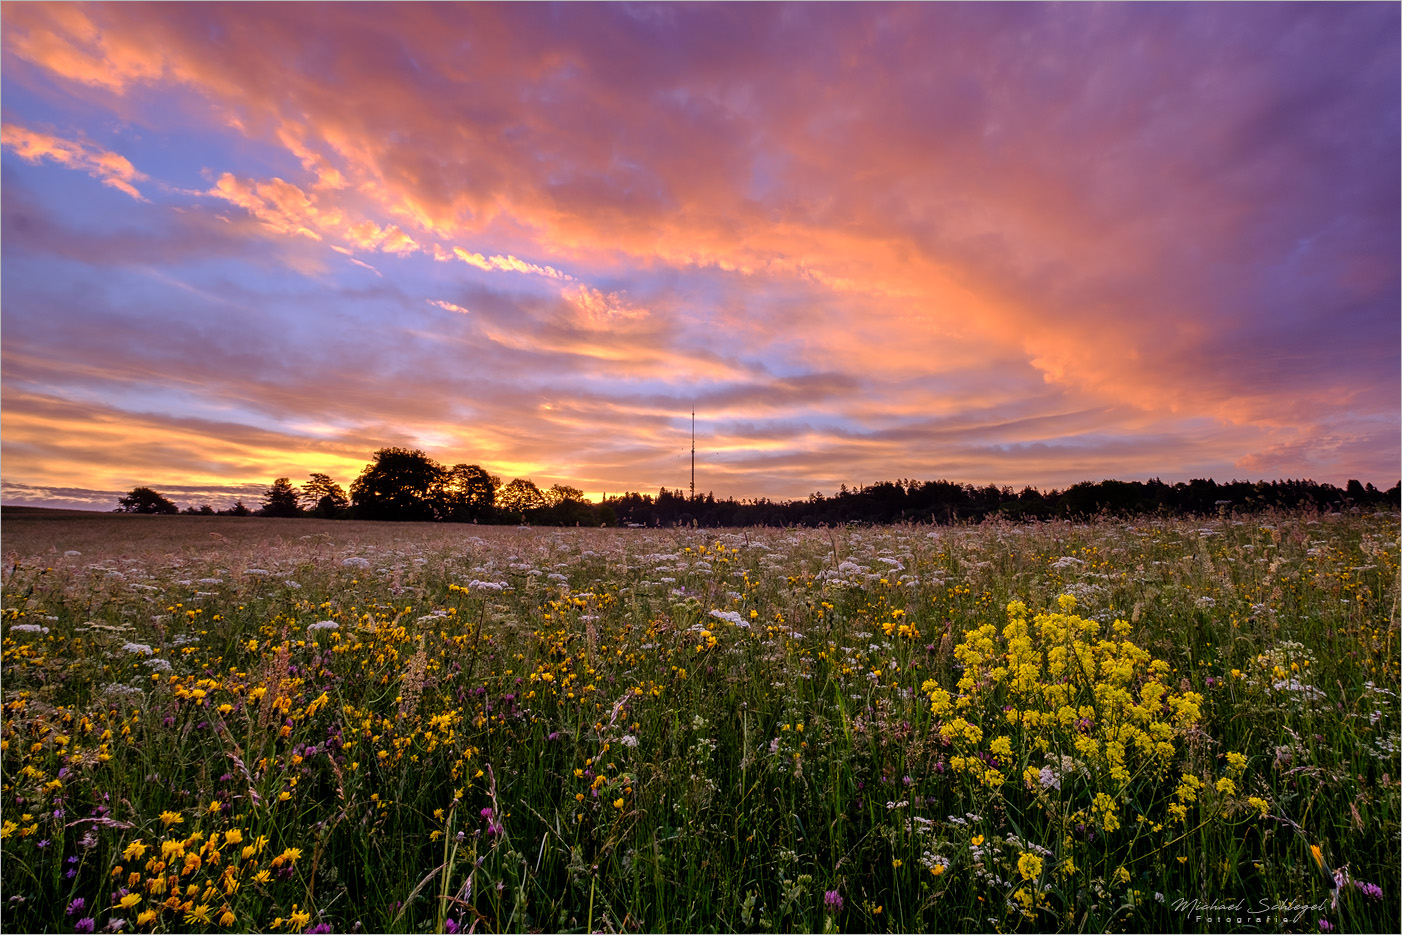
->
304, 925, 333, 934
824, 890, 843, 912
444, 920, 460, 934
1318, 919, 1334, 932
74, 919, 95, 933
548, 732, 559, 741
1354, 881, 1383, 900
36, 839, 50, 849
480, 807, 493, 820
67, 897, 85, 916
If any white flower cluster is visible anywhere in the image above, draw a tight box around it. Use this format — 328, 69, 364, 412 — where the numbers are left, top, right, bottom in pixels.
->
708, 609, 748, 628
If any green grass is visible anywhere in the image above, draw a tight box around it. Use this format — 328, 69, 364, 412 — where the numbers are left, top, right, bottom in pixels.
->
2, 510, 1397, 932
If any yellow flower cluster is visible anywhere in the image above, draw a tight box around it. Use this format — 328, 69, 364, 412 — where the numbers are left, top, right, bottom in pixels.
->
925, 595, 1208, 847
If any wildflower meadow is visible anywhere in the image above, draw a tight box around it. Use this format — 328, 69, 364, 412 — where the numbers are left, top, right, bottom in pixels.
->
2, 509, 1397, 933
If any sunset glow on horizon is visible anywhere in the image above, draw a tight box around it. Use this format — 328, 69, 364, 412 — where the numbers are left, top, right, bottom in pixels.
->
2, 2, 1398, 511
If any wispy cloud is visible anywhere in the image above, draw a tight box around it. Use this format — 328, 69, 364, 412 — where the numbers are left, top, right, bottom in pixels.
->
1, 123, 148, 199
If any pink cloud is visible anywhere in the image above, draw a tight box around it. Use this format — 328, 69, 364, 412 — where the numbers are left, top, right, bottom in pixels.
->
1, 123, 147, 199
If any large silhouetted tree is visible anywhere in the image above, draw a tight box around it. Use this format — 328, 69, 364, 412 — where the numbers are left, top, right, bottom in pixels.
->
350, 448, 445, 521
433, 463, 498, 522
115, 487, 179, 514
261, 477, 303, 517
497, 478, 545, 521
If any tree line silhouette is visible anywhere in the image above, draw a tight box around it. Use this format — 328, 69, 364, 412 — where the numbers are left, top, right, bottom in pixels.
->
116, 447, 1400, 526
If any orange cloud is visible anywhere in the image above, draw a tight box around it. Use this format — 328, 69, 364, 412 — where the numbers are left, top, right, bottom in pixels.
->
1, 123, 148, 199
450, 246, 571, 280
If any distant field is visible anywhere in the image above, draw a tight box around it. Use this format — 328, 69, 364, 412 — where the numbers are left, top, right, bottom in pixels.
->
2, 510, 1398, 933
1, 507, 541, 560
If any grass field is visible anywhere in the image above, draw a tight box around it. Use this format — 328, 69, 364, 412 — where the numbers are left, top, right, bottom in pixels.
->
2, 508, 1398, 933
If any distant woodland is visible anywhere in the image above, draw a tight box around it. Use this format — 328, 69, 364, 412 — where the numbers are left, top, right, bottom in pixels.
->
115, 446, 1401, 527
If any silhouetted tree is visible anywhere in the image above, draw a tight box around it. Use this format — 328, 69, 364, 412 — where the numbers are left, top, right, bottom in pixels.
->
115, 487, 179, 514
497, 478, 545, 520
261, 477, 303, 517
544, 484, 585, 507
220, 500, 252, 517
350, 447, 445, 521
301, 473, 349, 518
434, 464, 498, 521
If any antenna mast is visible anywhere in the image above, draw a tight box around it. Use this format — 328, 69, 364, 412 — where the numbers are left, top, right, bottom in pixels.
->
690, 408, 695, 501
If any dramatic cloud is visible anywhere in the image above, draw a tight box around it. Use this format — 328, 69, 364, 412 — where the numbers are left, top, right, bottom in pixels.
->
2, 2, 1397, 509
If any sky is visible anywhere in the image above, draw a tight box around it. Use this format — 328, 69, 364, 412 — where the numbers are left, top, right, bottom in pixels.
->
2, 2, 1398, 512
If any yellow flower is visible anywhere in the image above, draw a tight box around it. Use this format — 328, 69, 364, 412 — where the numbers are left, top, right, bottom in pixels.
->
289, 907, 311, 928
1215, 777, 1236, 796
252, 869, 272, 884
219, 909, 237, 926
185, 904, 212, 926
1018, 852, 1043, 881
136, 909, 158, 926
971, 835, 985, 847
223, 829, 242, 846
613, 798, 624, 810
159, 810, 183, 827
123, 840, 148, 860
279, 847, 302, 863
118, 893, 142, 909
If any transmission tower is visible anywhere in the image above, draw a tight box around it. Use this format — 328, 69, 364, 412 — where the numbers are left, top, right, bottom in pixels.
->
690, 408, 695, 501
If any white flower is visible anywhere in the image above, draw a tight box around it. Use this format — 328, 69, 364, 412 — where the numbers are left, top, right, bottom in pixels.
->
341, 557, 371, 569
122, 642, 154, 656
307, 620, 339, 632
708, 609, 747, 627
621, 735, 639, 748
10, 624, 50, 634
